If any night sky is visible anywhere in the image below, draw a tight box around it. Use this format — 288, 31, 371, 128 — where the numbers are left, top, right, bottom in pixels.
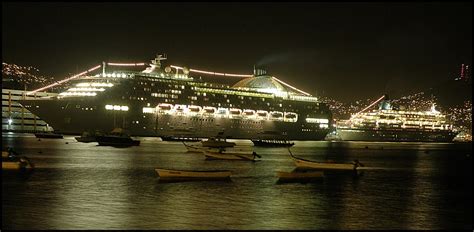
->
2, 2, 472, 102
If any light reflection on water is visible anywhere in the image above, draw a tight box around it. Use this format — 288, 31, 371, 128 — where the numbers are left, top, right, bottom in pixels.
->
2, 134, 472, 229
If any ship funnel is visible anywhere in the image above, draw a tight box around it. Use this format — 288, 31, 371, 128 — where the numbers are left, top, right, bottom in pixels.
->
379, 94, 392, 110
253, 66, 268, 76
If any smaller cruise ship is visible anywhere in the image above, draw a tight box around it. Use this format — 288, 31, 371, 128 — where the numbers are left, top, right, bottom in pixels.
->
336, 95, 458, 142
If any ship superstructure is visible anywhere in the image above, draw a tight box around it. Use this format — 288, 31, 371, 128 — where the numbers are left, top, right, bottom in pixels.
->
20, 55, 333, 140
336, 95, 458, 142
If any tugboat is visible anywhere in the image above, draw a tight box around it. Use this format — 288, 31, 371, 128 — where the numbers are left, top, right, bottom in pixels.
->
96, 128, 140, 147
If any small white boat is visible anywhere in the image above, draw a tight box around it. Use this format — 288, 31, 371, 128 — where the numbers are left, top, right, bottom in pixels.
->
155, 168, 232, 180
288, 149, 363, 171
203, 151, 260, 161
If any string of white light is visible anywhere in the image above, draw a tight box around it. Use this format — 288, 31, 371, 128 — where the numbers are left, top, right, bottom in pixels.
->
271, 77, 311, 96
107, 62, 146, 66
170, 65, 253, 78
27, 65, 102, 95
354, 95, 386, 115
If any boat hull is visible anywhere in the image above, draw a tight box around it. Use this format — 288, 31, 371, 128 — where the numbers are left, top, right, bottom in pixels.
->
183, 143, 220, 153
337, 128, 458, 142
276, 171, 324, 179
2, 162, 33, 170
293, 159, 357, 170
204, 151, 256, 161
96, 136, 140, 147
35, 133, 63, 139
155, 168, 232, 179
20, 99, 332, 140
2, 152, 34, 170
75, 136, 97, 143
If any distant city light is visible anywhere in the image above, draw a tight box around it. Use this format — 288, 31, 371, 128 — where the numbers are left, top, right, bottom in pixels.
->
271, 76, 311, 96
27, 65, 102, 95
354, 95, 386, 116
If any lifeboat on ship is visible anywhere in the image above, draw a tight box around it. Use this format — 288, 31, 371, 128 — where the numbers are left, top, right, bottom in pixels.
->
243, 109, 256, 118
270, 111, 284, 121
229, 108, 242, 118
284, 112, 298, 122
158, 103, 173, 114
187, 105, 202, 115
203, 106, 217, 116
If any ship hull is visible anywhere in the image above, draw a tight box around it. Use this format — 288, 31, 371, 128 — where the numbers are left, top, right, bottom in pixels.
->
337, 128, 458, 142
21, 99, 331, 140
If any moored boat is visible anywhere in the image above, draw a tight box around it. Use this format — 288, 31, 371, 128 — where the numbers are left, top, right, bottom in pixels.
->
96, 128, 140, 147
2, 150, 34, 171
201, 137, 236, 148
35, 132, 63, 139
155, 168, 232, 180
276, 170, 324, 179
288, 149, 363, 170
75, 131, 102, 143
183, 142, 221, 153
203, 150, 261, 161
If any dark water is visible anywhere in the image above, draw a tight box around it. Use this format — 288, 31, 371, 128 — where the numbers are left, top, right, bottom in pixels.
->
2, 133, 472, 230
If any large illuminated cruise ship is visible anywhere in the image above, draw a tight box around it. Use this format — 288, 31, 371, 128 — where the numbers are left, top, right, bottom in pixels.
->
336, 95, 458, 142
20, 55, 333, 140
